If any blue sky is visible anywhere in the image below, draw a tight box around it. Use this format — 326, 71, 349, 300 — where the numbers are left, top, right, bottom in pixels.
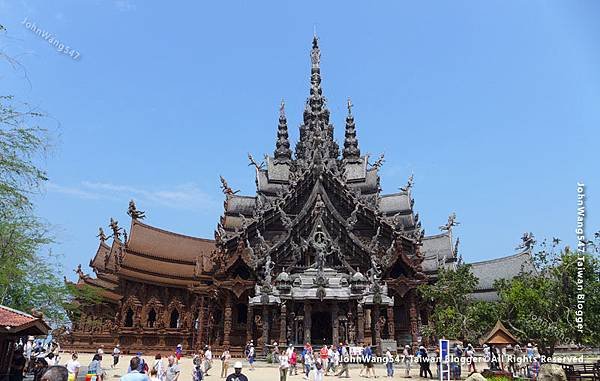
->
1, 1, 598, 281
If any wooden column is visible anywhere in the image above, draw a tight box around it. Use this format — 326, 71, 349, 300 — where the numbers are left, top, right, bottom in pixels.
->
357, 303, 365, 344
373, 307, 381, 346
246, 305, 254, 344
304, 303, 312, 344
261, 306, 269, 352
223, 294, 233, 347
197, 297, 206, 349
279, 303, 287, 345
331, 304, 339, 345
408, 291, 419, 348
386, 306, 395, 339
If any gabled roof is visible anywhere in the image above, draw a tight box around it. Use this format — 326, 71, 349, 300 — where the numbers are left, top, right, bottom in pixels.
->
0, 305, 50, 336
480, 320, 519, 345
470, 251, 534, 290
421, 232, 457, 273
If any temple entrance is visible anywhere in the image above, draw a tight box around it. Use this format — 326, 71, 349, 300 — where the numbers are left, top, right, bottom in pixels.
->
311, 311, 332, 345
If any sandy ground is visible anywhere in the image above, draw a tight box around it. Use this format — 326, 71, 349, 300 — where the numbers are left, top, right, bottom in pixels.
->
58, 352, 427, 380
52, 352, 600, 381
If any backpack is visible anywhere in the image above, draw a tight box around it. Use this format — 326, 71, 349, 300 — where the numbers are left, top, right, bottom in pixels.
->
142, 360, 149, 374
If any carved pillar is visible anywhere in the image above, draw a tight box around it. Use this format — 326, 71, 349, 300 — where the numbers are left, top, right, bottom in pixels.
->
223, 294, 233, 347
247, 306, 254, 343
197, 296, 206, 349
279, 303, 287, 345
408, 292, 419, 348
261, 306, 269, 353
331, 304, 339, 345
304, 303, 312, 344
357, 303, 365, 343
387, 306, 395, 339
373, 307, 381, 346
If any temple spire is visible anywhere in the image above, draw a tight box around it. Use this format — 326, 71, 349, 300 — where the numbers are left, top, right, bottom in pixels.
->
343, 98, 361, 161
295, 35, 339, 161
274, 99, 292, 161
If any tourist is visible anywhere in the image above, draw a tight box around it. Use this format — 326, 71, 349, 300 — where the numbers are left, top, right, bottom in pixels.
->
41, 366, 69, 381
149, 368, 160, 381
364, 344, 376, 378
204, 345, 213, 376
46, 353, 58, 367
314, 358, 324, 381
25, 337, 34, 375
418, 346, 432, 379
175, 345, 183, 365
279, 349, 290, 381
402, 345, 412, 378
192, 360, 203, 381
225, 362, 247, 381
247, 343, 255, 371
303, 350, 314, 380
66, 354, 81, 381
121, 357, 150, 381
112, 345, 121, 369
9, 347, 26, 381
33, 358, 49, 381
220, 347, 231, 378
483, 344, 491, 368
87, 354, 106, 381
319, 345, 329, 375
530, 357, 540, 381
490, 346, 500, 371
289, 348, 298, 376
152, 354, 164, 381
336, 344, 350, 378
385, 347, 394, 378
331, 345, 340, 374
128, 353, 147, 374
272, 342, 280, 364
466, 344, 476, 374
359, 344, 367, 378
165, 356, 180, 381
526, 343, 534, 361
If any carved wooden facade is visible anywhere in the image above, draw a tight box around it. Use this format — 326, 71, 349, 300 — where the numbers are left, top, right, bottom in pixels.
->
66, 36, 468, 355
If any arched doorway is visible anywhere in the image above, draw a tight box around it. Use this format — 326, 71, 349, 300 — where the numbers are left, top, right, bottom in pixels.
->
311, 311, 332, 345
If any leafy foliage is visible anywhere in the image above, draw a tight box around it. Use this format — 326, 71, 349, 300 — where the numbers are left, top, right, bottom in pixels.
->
418, 264, 498, 343
495, 237, 600, 356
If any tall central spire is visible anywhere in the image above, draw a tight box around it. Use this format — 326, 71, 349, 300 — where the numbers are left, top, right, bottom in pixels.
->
295, 35, 339, 162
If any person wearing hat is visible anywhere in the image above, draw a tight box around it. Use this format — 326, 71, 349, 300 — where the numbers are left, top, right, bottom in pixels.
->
225, 362, 247, 381
385, 347, 394, 378
112, 345, 121, 369
402, 345, 412, 378
246, 344, 255, 371
175, 345, 182, 364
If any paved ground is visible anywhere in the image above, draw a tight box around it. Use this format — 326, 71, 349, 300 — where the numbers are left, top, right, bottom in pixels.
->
60, 353, 429, 380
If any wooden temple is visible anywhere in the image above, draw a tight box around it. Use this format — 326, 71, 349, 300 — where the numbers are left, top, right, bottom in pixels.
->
65, 36, 532, 355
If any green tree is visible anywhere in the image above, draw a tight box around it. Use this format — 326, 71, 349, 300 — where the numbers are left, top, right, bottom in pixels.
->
418, 264, 499, 343
495, 236, 600, 357
0, 29, 99, 326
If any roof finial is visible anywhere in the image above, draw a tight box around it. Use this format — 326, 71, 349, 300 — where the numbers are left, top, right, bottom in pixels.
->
311, 34, 320, 70
274, 99, 292, 161
343, 97, 360, 161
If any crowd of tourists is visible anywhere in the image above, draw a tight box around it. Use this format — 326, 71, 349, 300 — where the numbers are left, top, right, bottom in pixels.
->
8, 335, 551, 381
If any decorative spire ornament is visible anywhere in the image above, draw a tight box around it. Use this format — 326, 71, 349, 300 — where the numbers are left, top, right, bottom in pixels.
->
343, 97, 361, 161
274, 99, 292, 161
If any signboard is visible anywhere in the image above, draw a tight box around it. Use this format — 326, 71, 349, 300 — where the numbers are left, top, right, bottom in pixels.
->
439, 339, 450, 381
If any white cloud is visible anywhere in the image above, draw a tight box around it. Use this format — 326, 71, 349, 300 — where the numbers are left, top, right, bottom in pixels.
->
47, 181, 217, 212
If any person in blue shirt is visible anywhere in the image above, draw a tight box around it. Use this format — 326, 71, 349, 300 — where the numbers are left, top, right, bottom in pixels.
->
121, 357, 149, 381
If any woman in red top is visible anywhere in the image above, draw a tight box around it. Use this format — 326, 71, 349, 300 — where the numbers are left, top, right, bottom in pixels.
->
289, 349, 298, 376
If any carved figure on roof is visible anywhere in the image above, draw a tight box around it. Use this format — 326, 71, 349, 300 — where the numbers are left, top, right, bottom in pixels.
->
97, 227, 107, 243
127, 200, 146, 220
247, 153, 264, 170
277, 203, 293, 230
194, 255, 204, 277
219, 176, 238, 195
123, 229, 128, 243
263, 254, 274, 285
313, 194, 325, 218
367, 254, 382, 282
109, 218, 122, 240
370, 153, 385, 170
516, 232, 535, 253
347, 203, 359, 229
369, 226, 381, 252
311, 36, 320, 69
400, 173, 414, 192
74, 264, 85, 280
439, 212, 460, 231
256, 229, 270, 253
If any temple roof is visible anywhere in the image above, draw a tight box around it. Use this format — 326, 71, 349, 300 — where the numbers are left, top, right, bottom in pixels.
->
127, 219, 215, 262
421, 232, 457, 273
470, 251, 534, 291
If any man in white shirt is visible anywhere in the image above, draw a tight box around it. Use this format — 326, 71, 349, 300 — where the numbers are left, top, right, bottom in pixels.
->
66, 353, 81, 381
204, 346, 213, 376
